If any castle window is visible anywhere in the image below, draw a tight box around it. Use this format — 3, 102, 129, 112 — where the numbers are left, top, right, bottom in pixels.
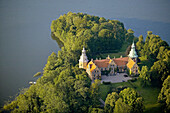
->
90, 64, 92, 68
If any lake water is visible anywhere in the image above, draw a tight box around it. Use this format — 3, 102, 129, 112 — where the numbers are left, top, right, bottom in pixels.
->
0, 0, 170, 107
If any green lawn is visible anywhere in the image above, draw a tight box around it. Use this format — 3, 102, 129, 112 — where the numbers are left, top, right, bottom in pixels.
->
99, 80, 163, 113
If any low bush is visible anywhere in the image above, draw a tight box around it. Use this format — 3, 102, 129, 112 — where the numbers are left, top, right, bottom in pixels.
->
103, 81, 111, 85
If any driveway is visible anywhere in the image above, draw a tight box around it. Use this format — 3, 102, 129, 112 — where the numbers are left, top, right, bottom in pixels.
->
101, 73, 132, 83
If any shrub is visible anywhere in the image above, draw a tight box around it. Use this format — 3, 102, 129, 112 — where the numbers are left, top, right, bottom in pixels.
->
103, 81, 111, 85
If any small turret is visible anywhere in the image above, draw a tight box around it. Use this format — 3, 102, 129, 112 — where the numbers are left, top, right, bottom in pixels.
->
79, 46, 89, 69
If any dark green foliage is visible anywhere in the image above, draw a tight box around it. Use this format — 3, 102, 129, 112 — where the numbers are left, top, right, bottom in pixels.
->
114, 98, 131, 113
136, 31, 170, 87
103, 81, 111, 85
158, 75, 170, 113
104, 92, 119, 113
119, 88, 144, 113
90, 79, 101, 107
88, 107, 104, 113
3, 51, 92, 112
139, 32, 169, 62
150, 60, 170, 83
104, 88, 144, 113
51, 12, 135, 58
139, 66, 151, 87
136, 35, 144, 56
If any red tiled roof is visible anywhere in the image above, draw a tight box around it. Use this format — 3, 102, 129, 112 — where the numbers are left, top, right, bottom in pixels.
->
112, 57, 128, 66
94, 59, 110, 68
93, 57, 129, 68
114, 57, 128, 61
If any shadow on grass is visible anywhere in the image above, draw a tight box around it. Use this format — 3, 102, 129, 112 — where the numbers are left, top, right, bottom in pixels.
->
144, 103, 163, 113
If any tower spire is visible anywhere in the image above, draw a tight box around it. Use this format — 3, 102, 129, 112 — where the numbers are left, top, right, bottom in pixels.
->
128, 41, 138, 58
79, 46, 89, 69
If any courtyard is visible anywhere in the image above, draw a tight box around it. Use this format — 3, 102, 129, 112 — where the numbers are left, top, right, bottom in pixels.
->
101, 73, 132, 83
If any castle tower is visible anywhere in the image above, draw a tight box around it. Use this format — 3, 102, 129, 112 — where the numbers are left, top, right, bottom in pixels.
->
128, 41, 138, 63
79, 46, 89, 69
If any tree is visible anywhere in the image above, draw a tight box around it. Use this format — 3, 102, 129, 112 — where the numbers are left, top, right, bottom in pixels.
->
104, 88, 144, 113
119, 88, 144, 113
90, 79, 101, 107
150, 60, 170, 82
139, 66, 151, 87
104, 92, 119, 113
4, 85, 42, 112
98, 29, 113, 38
127, 29, 134, 34
88, 107, 104, 113
157, 46, 168, 60
114, 98, 131, 113
136, 35, 144, 56
91, 24, 99, 33
158, 75, 170, 113
43, 52, 59, 74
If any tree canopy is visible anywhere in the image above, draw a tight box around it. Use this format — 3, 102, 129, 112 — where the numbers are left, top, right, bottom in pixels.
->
158, 75, 170, 112
51, 12, 135, 58
104, 88, 144, 113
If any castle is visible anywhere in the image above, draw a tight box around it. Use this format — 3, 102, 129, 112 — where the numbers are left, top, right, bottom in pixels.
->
79, 42, 139, 81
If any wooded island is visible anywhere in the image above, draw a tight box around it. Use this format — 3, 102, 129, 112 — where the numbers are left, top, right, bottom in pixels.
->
2, 12, 170, 113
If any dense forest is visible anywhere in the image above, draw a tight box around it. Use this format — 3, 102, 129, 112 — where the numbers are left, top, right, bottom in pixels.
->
2, 12, 170, 113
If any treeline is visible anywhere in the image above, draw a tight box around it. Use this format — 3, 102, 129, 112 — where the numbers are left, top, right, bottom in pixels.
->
51, 12, 136, 58
136, 31, 169, 85
136, 31, 170, 112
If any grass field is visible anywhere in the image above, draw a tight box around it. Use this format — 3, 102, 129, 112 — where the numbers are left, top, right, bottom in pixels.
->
99, 80, 163, 113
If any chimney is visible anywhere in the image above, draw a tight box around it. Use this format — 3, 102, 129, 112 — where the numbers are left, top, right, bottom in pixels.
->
120, 55, 122, 58
99, 58, 101, 60
96, 58, 98, 60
